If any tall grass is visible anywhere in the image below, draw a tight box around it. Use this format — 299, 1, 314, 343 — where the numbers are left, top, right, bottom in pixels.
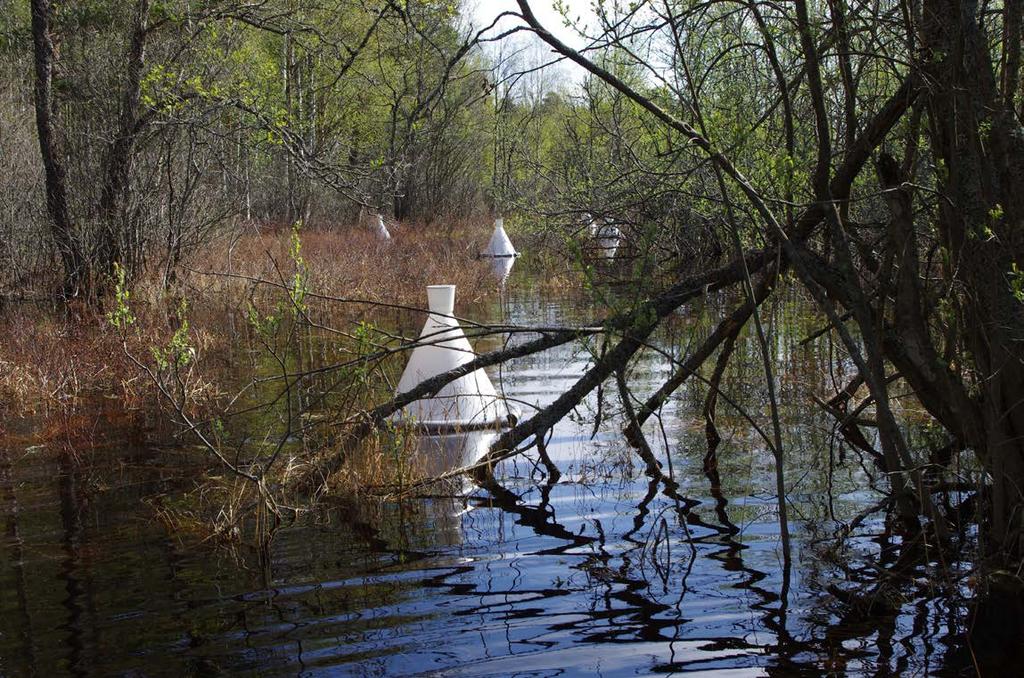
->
0, 215, 590, 542
0, 217, 502, 446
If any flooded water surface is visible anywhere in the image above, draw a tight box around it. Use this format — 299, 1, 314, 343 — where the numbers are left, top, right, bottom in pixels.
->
0, 279, 981, 676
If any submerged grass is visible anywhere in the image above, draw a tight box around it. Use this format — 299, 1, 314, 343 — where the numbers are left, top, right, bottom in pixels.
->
0, 217, 529, 537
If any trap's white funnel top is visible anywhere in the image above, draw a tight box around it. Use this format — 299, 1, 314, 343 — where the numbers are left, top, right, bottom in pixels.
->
393, 285, 507, 429
426, 283, 455, 316
596, 222, 621, 258
483, 218, 517, 257
375, 214, 392, 241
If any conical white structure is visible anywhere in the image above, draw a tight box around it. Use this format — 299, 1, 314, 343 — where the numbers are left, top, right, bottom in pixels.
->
596, 222, 621, 258
482, 218, 517, 257
393, 285, 507, 429
374, 214, 392, 241
489, 255, 515, 283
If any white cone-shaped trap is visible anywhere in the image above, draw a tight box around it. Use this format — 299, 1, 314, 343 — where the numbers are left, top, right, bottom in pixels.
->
596, 222, 621, 258
374, 214, 392, 241
489, 255, 515, 283
393, 285, 508, 429
482, 218, 517, 257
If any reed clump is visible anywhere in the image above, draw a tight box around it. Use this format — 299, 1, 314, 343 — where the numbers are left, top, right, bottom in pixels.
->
0, 217, 517, 540
0, 307, 137, 414
0, 218, 500, 410
319, 426, 426, 499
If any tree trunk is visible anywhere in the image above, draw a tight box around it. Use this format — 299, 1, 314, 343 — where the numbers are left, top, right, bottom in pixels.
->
30, 0, 86, 298
97, 0, 152, 281
922, 0, 1024, 557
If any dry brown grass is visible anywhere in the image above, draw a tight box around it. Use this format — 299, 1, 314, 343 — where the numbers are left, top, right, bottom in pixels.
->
0, 307, 129, 412
0, 317, 148, 461
176, 217, 501, 312
0, 217, 505, 436
319, 427, 425, 497
0, 216, 584, 542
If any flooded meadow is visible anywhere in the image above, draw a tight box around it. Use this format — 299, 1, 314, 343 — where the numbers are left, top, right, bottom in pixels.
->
0, 262, 994, 676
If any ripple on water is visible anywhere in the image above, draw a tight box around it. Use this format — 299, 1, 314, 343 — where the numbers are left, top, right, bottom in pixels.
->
0, 291, 974, 675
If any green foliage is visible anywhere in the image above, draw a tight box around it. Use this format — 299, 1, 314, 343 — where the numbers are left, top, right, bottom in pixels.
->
243, 221, 308, 344
246, 301, 280, 341
288, 221, 308, 314
989, 203, 1005, 223
972, 204, 1004, 241
0, 1, 30, 52
1009, 262, 1024, 303
152, 298, 194, 370
106, 263, 136, 332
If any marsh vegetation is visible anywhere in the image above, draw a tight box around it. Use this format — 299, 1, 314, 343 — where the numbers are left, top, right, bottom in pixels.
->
1, 0, 1024, 673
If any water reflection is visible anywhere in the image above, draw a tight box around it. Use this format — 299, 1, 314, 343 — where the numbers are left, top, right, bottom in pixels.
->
416, 430, 496, 477
0, 446, 38, 673
488, 254, 515, 283
0, 291, 988, 675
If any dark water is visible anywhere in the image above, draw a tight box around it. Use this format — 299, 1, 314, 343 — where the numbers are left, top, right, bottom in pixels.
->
0, 284, 984, 676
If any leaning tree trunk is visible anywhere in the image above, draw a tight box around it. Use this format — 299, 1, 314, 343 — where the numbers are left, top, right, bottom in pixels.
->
922, 0, 1024, 557
30, 0, 86, 299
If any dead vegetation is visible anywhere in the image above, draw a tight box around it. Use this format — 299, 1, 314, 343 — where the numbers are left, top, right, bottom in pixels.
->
0, 217, 507, 491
